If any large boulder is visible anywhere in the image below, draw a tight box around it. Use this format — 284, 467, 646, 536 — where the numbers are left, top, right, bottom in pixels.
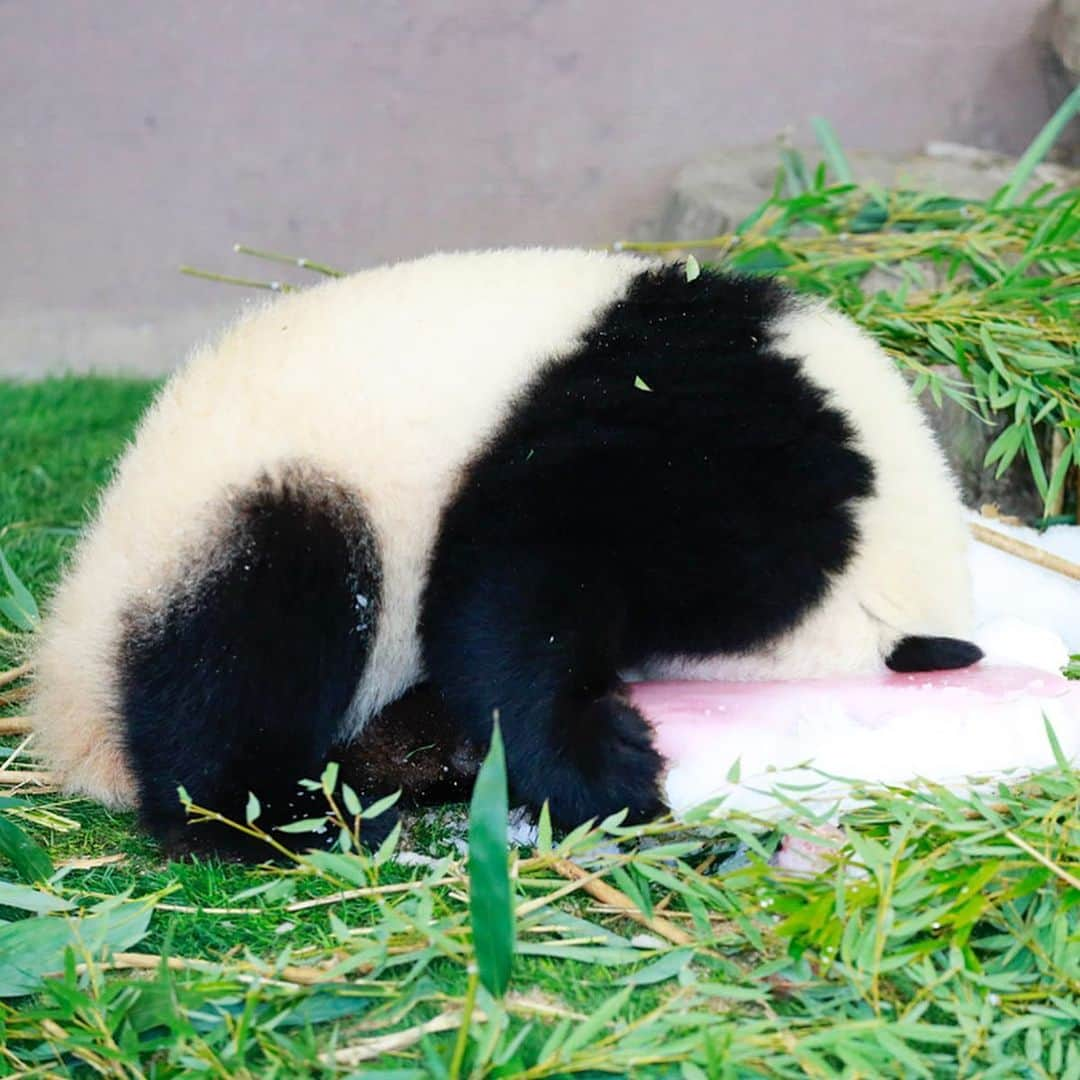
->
1045, 0, 1080, 162
1049, 0, 1080, 81
630, 141, 1080, 244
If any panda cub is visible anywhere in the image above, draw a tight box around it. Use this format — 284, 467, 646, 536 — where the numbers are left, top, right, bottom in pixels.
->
31, 248, 980, 857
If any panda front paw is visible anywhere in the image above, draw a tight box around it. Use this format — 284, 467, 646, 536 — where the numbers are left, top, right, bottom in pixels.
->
525, 694, 666, 827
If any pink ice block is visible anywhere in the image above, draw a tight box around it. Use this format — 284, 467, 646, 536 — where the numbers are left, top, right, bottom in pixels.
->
626, 667, 1080, 816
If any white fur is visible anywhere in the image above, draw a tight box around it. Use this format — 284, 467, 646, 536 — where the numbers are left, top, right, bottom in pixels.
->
32, 250, 973, 809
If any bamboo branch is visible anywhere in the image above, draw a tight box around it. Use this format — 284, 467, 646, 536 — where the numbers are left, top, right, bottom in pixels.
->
969, 522, 1080, 582
549, 858, 694, 946
1003, 830, 1080, 892
76, 950, 341, 987
179, 266, 294, 292
285, 876, 459, 912
0, 769, 53, 785
56, 853, 127, 870
0, 685, 32, 707
0, 662, 31, 689
321, 1009, 478, 1066
0, 715, 32, 736
233, 243, 345, 277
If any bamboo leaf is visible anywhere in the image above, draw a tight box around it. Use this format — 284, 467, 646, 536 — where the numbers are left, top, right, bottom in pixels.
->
0, 881, 72, 914
997, 84, 1080, 207
341, 783, 362, 817
276, 817, 329, 834
360, 789, 401, 820
0, 899, 153, 998
468, 721, 515, 998
560, 985, 633, 1056
617, 948, 693, 986
1045, 442, 1075, 515
811, 116, 854, 183
0, 817, 54, 884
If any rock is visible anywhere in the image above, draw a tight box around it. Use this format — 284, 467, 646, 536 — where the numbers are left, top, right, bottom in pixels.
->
913, 371, 1050, 519
1044, 0, 1080, 163
629, 141, 1080, 245
1049, 0, 1080, 80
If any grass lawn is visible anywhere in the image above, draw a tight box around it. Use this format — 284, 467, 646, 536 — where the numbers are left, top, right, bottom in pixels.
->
1, 376, 1079, 1078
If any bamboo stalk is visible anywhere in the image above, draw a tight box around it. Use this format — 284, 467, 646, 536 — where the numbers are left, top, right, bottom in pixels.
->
285, 876, 459, 912
76, 950, 341, 987
0, 715, 32, 736
1003, 830, 1080, 892
322, 1009, 476, 1066
0, 662, 31, 689
0, 685, 32, 707
969, 522, 1080, 583
155, 874, 463, 917
550, 858, 694, 947
56, 853, 127, 870
179, 266, 293, 292
155, 901, 263, 916
0, 769, 53, 785
233, 243, 345, 277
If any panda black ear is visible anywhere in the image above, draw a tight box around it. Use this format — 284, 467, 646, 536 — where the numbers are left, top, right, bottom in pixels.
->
885, 636, 984, 672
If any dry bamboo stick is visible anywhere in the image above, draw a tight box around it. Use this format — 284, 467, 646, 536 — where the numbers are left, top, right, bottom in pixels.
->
969, 522, 1080, 583
550, 858, 694, 947
285, 876, 459, 912
0, 769, 54, 785
74, 950, 343, 987
153, 875, 463, 917
56, 853, 127, 870
321, 1010, 475, 1066
1003, 830, 1080, 892
0, 685, 32, 707
0, 715, 32, 736
0, 662, 31, 690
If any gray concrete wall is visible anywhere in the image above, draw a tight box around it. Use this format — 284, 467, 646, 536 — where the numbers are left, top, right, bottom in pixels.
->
0, 0, 1057, 375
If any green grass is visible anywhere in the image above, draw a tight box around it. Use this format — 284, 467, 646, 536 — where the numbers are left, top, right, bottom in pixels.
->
0, 377, 158, 656
1, 378, 1079, 1078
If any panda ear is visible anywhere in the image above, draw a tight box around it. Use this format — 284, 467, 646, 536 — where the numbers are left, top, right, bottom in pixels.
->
885, 636, 983, 672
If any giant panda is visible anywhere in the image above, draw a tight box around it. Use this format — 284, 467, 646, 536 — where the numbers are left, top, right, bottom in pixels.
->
31, 248, 980, 858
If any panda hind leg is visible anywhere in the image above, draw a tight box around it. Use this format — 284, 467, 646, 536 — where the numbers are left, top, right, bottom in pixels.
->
118, 465, 390, 860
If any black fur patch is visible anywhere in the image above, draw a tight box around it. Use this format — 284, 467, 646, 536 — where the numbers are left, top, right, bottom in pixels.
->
334, 683, 482, 809
885, 635, 984, 673
119, 464, 384, 860
422, 264, 875, 828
